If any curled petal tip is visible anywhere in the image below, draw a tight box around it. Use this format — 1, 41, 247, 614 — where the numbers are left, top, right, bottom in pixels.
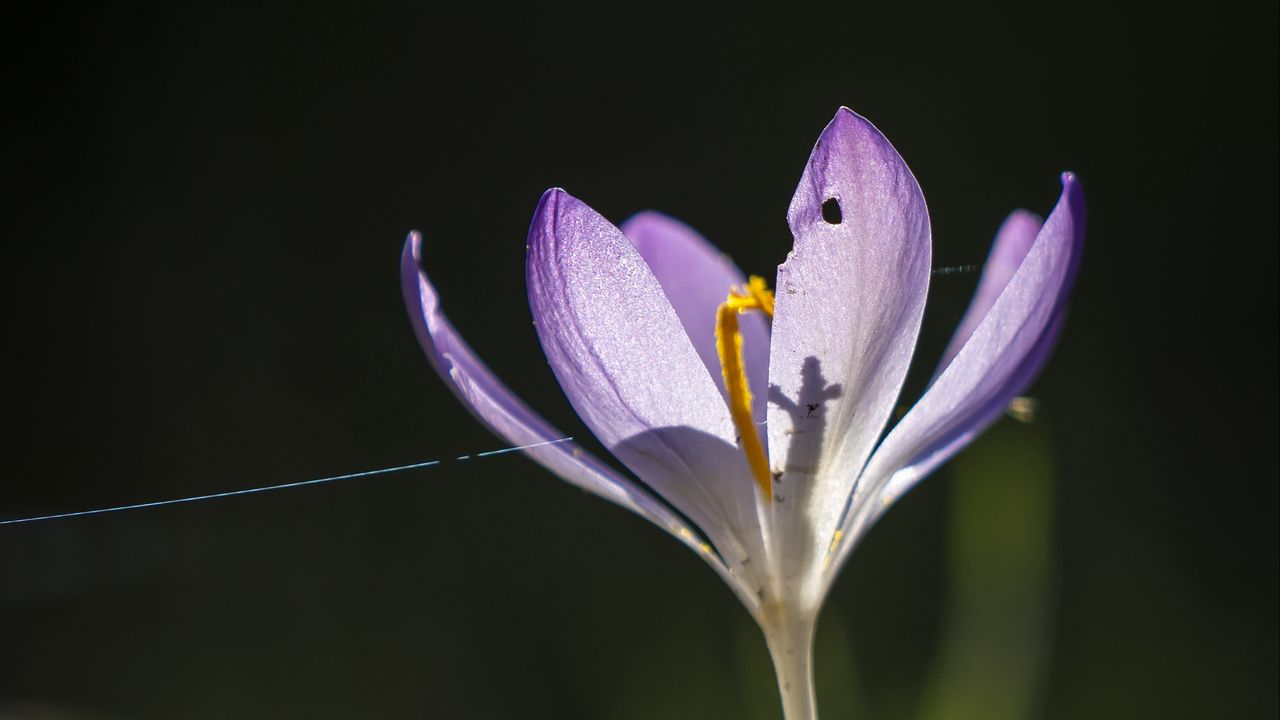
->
400, 231, 425, 278
533, 188, 579, 228
1058, 172, 1086, 237
406, 230, 424, 260
540, 187, 570, 203
1061, 172, 1085, 206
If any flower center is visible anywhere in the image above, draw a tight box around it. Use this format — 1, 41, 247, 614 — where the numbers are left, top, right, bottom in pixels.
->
715, 276, 774, 500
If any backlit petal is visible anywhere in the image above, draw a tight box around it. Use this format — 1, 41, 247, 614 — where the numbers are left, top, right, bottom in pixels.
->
401, 233, 736, 575
833, 174, 1085, 576
936, 210, 1043, 376
765, 108, 931, 573
527, 190, 765, 574
621, 211, 770, 421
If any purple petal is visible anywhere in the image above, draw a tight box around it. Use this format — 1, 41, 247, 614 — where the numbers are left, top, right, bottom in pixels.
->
526, 190, 765, 569
621, 211, 770, 421
766, 108, 931, 547
936, 210, 1043, 376
837, 173, 1085, 566
400, 232, 711, 550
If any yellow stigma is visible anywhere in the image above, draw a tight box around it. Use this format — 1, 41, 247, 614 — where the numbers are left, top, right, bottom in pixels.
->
715, 275, 775, 500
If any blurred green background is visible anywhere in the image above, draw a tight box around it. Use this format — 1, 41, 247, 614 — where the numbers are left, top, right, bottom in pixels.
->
3, 2, 1275, 718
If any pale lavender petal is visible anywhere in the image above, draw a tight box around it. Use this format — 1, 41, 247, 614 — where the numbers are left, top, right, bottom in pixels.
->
621, 212, 771, 421
936, 210, 1043, 376
833, 174, 1085, 573
765, 108, 931, 560
527, 190, 765, 571
400, 232, 726, 563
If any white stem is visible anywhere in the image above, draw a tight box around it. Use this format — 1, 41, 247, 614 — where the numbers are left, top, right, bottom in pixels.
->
763, 610, 819, 720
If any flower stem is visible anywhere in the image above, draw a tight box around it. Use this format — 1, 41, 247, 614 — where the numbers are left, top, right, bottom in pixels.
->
764, 611, 819, 720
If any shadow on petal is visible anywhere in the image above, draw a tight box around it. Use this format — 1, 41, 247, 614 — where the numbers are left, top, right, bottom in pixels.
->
768, 356, 844, 484
613, 424, 763, 577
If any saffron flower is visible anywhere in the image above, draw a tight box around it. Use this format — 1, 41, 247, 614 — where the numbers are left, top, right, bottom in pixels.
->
402, 107, 1084, 718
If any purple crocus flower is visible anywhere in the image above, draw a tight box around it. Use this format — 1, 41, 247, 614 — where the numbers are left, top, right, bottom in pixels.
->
402, 107, 1084, 718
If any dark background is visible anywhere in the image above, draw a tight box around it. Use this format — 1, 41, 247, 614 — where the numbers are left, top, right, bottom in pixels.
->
3, 2, 1276, 718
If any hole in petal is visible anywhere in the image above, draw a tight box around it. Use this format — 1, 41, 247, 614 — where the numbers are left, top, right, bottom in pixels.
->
821, 197, 842, 224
